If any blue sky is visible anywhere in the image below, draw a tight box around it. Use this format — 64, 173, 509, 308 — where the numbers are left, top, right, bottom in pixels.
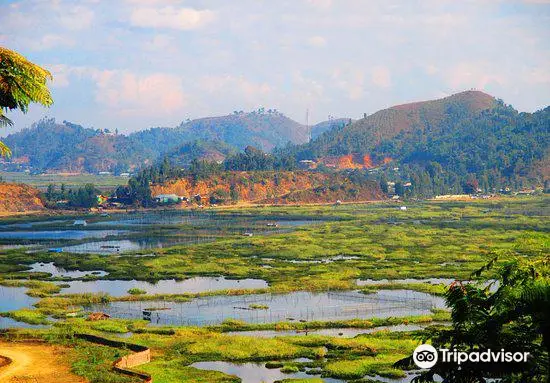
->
1, 0, 549, 134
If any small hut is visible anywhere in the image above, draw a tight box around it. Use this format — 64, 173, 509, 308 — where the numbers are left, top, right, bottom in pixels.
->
88, 312, 111, 321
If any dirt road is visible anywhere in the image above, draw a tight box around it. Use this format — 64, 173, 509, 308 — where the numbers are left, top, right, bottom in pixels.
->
0, 341, 87, 383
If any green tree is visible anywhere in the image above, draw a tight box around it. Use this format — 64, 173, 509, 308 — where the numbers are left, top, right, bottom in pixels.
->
0, 47, 53, 156
400, 257, 549, 382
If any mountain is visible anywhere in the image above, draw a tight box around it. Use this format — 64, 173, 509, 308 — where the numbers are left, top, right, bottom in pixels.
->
164, 140, 236, 166
2, 110, 343, 173
172, 110, 308, 151
284, 91, 549, 191
310, 118, 351, 140
295, 91, 497, 157
2, 119, 156, 173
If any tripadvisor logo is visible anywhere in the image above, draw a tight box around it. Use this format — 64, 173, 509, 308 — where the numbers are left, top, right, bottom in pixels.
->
413, 344, 530, 369
413, 344, 438, 368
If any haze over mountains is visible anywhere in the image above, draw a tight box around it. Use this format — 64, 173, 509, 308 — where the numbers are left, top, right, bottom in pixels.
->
2, 109, 345, 173
2, 91, 549, 189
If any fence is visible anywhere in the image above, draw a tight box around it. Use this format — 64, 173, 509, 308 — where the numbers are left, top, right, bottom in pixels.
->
94, 290, 441, 326
74, 333, 152, 383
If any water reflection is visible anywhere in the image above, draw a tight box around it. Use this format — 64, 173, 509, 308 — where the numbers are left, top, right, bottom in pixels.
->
24, 262, 108, 278
0, 230, 126, 240
357, 278, 456, 286
226, 323, 428, 338
190, 361, 345, 383
60, 277, 268, 296
91, 290, 445, 326
0, 285, 38, 312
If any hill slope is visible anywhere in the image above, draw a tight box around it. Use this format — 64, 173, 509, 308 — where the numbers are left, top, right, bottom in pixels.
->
150, 171, 383, 204
298, 90, 496, 157
3, 111, 344, 173
282, 91, 549, 191
0, 183, 44, 213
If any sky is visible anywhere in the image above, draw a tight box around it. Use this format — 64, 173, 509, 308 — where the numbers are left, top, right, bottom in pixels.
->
1, 0, 549, 135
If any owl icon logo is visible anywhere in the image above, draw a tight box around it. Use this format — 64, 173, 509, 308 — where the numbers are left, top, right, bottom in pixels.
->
413, 344, 438, 368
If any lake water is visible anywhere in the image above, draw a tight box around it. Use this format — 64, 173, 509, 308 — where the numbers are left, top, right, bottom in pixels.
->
95, 211, 317, 228
0, 285, 38, 312
225, 323, 428, 338
0, 211, 318, 255
60, 277, 269, 296
357, 278, 457, 286
0, 316, 48, 329
61, 237, 213, 254
190, 361, 345, 383
0, 230, 126, 240
24, 262, 109, 278
0, 285, 52, 329
90, 290, 446, 326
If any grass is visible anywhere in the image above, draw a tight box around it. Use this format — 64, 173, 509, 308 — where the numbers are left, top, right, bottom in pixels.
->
1, 198, 547, 296
0, 196, 547, 382
248, 303, 269, 310
0, 309, 50, 325
141, 359, 239, 383
360, 282, 448, 296
0, 279, 61, 297
1, 197, 547, 294
127, 288, 147, 295
0, 171, 129, 191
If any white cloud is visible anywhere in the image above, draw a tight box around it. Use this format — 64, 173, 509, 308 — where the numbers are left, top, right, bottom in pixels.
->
306, 0, 332, 10
144, 34, 174, 50
307, 36, 326, 47
371, 66, 392, 89
24, 34, 76, 50
94, 71, 187, 116
200, 75, 271, 100
447, 62, 505, 90
130, 6, 215, 30
58, 5, 95, 30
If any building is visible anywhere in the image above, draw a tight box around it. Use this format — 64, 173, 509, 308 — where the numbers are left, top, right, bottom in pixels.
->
154, 194, 182, 204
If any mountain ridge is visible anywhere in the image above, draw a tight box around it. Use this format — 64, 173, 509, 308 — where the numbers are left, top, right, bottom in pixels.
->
1, 111, 348, 173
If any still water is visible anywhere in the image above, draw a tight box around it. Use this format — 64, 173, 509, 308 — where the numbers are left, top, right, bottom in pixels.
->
90, 290, 445, 326
60, 277, 269, 296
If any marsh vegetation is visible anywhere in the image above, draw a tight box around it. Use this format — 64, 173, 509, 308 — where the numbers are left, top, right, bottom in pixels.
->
0, 196, 548, 382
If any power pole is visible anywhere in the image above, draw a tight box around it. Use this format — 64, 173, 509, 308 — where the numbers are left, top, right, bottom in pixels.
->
306, 108, 310, 142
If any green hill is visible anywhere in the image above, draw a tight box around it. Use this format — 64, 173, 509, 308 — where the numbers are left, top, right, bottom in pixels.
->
281, 91, 549, 193
2, 110, 342, 173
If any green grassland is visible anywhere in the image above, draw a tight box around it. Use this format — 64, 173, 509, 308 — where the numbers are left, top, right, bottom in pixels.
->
2, 314, 448, 383
0, 171, 129, 190
2, 197, 547, 292
0, 196, 548, 382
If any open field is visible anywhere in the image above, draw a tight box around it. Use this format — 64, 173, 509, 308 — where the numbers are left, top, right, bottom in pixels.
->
0, 171, 129, 191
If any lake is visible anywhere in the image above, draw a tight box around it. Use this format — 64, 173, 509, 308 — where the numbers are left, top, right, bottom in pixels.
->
59, 277, 269, 296
90, 289, 446, 326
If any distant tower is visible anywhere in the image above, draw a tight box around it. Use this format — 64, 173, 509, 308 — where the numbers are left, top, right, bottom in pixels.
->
306, 108, 310, 142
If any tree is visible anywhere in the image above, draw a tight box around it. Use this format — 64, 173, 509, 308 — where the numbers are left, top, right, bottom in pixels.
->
394, 181, 404, 197
0, 47, 53, 156
398, 256, 549, 382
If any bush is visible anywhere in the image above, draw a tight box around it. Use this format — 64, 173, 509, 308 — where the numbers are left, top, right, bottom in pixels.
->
127, 288, 147, 295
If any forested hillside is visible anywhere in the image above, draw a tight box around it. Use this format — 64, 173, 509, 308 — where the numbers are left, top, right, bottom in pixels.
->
280, 91, 549, 194
2, 110, 342, 173
291, 90, 497, 158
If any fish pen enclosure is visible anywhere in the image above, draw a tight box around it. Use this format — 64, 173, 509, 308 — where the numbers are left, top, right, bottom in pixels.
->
90, 289, 446, 326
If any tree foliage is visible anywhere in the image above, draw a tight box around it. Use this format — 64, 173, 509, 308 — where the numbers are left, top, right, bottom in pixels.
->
399, 256, 549, 382
0, 46, 53, 156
